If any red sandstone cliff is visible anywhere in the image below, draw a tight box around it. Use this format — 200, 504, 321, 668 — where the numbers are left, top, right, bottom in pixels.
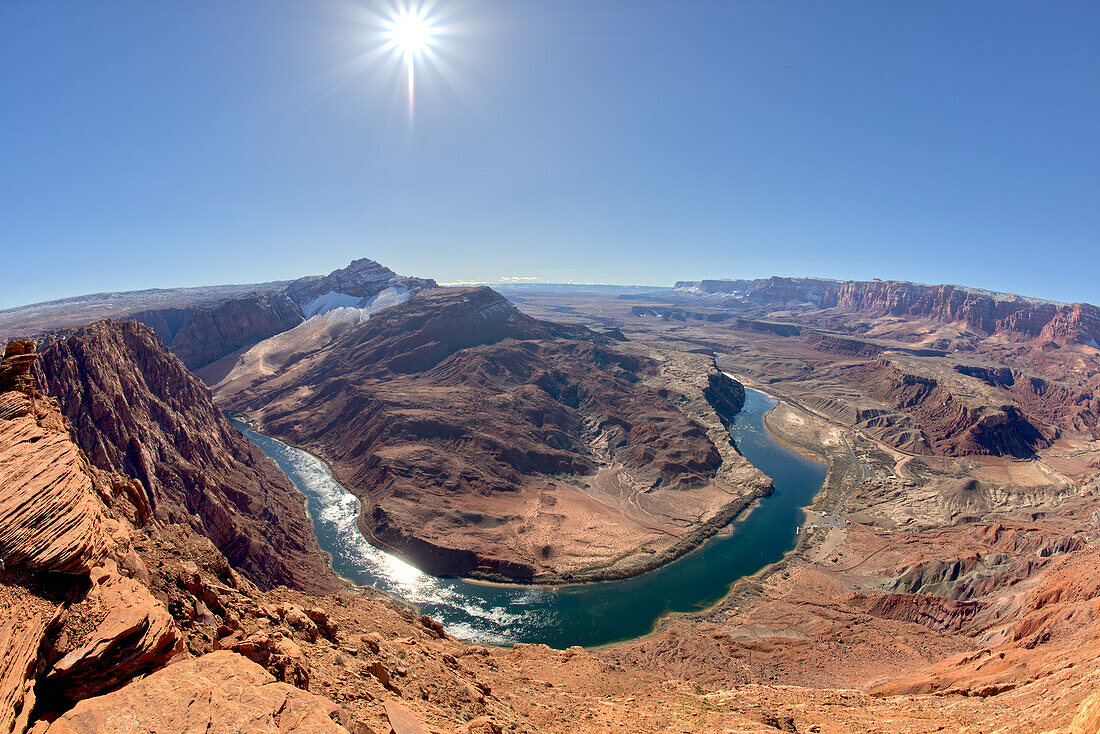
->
0, 341, 183, 732
36, 320, 336, 594
131, 291, 304, 369
840, 359, 1052, 457
675, 276, 1100, 345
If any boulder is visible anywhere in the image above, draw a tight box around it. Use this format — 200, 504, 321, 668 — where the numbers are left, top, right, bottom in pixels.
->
382, 700, 430, 734
45, 651, 348, 733
418, 615, 447, 640
359, 633, 382, 654
42, 563, 183, 701
222, 631, 310, 690
305, 607, 338, 638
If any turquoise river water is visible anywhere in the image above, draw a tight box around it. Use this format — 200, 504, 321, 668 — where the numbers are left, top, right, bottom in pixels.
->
230, 388, 826, 648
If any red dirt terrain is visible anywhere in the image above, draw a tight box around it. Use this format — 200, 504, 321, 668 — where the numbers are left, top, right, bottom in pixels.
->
214, 287, 764, 582
496, 283, 1100, 730
2, 332, 1099, 733
6, 268, 1100, 732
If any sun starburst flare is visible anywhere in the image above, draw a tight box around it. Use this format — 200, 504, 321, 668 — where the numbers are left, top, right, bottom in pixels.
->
383, 5, 437, 118
310, 0, 469, 127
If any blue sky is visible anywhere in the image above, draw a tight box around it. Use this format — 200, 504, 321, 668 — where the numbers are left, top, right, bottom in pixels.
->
1, 1, 1098, 308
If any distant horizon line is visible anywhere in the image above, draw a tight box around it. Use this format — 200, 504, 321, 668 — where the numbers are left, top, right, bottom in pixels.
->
2, 267, 1093, 313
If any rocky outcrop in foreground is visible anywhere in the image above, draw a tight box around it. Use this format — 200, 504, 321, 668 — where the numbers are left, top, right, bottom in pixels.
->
0, 341, 182, 733
45, 652, 347, 734
0, 339, 353, 734
0, 341, 109, 574
40, 561, 182, 704
37, 320, 336, 593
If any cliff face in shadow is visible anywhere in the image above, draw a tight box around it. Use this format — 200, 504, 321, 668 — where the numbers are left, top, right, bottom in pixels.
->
131, 292, 304, 369
36, 319, 336, 593
703, 368, 746, 429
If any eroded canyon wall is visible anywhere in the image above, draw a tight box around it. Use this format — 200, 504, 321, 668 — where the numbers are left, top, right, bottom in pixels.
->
36, 320, 336, 593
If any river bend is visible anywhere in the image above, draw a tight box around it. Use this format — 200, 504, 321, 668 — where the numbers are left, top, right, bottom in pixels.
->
230, 388, 825, 648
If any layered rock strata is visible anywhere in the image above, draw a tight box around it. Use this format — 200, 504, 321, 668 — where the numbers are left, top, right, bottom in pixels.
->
36, 320, 336, 594
674, 276, 1100, 345
0, 341, 182, 733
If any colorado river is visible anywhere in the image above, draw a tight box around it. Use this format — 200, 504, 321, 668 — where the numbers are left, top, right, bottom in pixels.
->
230, 388, 825, 648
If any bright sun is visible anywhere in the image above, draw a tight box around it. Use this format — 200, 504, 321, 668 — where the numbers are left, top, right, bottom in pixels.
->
380, 5, 439, 117
389, 9, 433, 56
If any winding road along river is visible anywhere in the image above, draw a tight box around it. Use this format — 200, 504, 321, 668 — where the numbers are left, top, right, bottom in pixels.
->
231, 388, 825, 648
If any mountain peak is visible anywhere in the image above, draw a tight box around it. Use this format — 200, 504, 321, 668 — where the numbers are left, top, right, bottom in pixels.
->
286, 258, 438, 318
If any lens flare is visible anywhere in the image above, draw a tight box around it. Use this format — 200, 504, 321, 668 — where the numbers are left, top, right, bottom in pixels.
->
389, 9, 433, 56
324, 1, 461, 124
384, 6, 436, 117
